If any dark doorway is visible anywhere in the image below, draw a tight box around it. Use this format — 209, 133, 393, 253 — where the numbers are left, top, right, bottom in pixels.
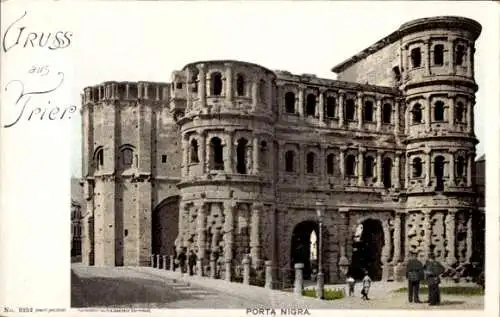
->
152, 196, 179, 259
349, 219, 384, 281
434, 155, 445, 191
236, 138, 248, 174
291, 221, 318, 280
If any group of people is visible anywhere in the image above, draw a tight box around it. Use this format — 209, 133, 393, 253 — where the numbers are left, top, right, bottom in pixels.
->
174, 247, 198, 275
345, 252, 445, 305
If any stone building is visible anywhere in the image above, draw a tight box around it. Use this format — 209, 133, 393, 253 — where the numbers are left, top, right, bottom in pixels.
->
79, 16, 485, 283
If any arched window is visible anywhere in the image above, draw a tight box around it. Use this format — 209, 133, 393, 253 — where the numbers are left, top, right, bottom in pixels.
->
285, 92, 296, 114
190, 139, 199, 163
364, 156, 374, 178
259, 79, 266, 102
412, 103, 422, 124
434, 101, 444, 122
392, 66, 401, 82
382, 157, 392, 188
94, 147, 104, 169
455, 45, 465, 66
382, 103, 392, 124
412, 157, 422, 177
456, 156, 465, 177
306, 94, 316, 116
120, 147, 134, 168
364, 101, 374, 122
285, 150, 295, 172
345, 155, 356, 176
433, 44, 444, 66
306, 152, 315, 173
210, 137, 224, 170
434, 155, 445, 191
236, 74, 245, 97
345, 99, 355, 121
455, 102, 465, 122
236, 138, 248, 174
326, 97, 336, 118
326, 154, 335, 175
211, 72, 223, 96
411, 47, 421, 68
259, 141, 268, 170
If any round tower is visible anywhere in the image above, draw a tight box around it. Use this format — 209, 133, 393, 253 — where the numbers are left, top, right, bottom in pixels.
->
80, 81, 170, 267
400, 17, 481, 267
171, 60, 277, 279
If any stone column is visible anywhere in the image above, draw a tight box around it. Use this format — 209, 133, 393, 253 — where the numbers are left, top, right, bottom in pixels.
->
339, 147, 346, 179
177, 203, 186, 253
449, 150, 455, 187
225, 132, 234, 173
161, 255, 167, 270
144, 83, 149, 99
196, 203, 206, 276
199, 131, 206, 174
376, 97, 382, 132
467, 44, 473, 77
357, 92, 364, 130
197, 64, 206, 108
298, 86, 305, 117
394, 100, 400, 134
156, 254, 161, 269
318, 88, 325, 123
425, 149, 431, 186
169, 255, 175, 271
265, 260, 273, 289
466, 100, 473, 134
449, 38, 456, 75
449, 93, 455, 129
242, 255, 251, 285
425, 38, 431, 76
376, 150, 383, 187
423, 211, 431, 258
181, 136, 189, 177
392, 213, 401, 264
338, 90, 345, 128
425, 97, 432, 131
467, 153, 473, 187
320, 145, 326, 183
225, 63, 233, 102
404, 153, 410, 188
445, 209, 457, 266
466, 210, 473, 262
404, 105, 410, 135
381, 220, 392, 280
299, 143, 305, 185
394, 151, 401, 189
223, 201, 235, 282
250, 203, 262, 268
252, 136, 259, 175
150, 255, 155, 267
401, 45, 408, 72
357, 147, 365, 186
293, 263, 304, 296
210, 252, 217, 279
251, 81, 258, 111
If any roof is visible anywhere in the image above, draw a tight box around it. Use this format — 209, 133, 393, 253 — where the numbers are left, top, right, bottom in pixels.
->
331, 16, 482, 73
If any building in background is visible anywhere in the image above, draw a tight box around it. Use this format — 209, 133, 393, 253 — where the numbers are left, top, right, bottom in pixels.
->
79, 16, 485, 283
71, 178, 83, 260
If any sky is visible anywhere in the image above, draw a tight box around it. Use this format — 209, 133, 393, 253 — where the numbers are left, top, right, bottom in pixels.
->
68, 1, 496, 177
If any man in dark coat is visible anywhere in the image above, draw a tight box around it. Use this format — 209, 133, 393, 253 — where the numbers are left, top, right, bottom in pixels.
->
424, 253, 445, 305
405, 251, 424, 303
178, 247, 187, 273
188, 250, 197, 276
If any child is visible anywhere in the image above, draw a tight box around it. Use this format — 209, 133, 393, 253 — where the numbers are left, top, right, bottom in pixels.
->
361, 270, 372, 300
346, 275, 355, 296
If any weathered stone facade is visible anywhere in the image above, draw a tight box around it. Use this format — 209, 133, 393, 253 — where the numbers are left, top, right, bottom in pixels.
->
80, 16, 485, 283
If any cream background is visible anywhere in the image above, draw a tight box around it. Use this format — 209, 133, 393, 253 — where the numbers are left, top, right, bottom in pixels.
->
0, 1, 498, 316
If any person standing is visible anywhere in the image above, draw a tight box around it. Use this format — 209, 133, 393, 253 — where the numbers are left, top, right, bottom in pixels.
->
178, 247, 187, 274
346, 275, 356, 297
405, 251, 424, 303
188, 249, 197, 276
361, 270, 372, 300
424, 253, 445, 306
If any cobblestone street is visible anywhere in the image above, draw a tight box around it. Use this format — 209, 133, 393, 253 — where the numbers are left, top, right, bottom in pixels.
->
71, 264, 483, 310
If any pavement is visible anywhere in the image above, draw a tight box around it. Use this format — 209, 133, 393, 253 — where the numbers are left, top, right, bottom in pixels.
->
71, 263, 484, 310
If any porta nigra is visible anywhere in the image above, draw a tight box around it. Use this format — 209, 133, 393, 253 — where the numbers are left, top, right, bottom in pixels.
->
80, 16, 485, 284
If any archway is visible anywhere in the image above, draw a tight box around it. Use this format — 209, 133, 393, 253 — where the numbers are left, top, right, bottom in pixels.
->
349, 218, 384, 281
151, 196, 180, 258
290, 221, 318, 280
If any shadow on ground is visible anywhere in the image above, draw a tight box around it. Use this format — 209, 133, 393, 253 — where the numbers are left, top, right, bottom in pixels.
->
71, 269, 218, 308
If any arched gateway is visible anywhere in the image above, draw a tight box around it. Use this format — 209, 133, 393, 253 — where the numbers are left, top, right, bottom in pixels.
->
290, 221, 319, 280
350, 218, 385, 280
